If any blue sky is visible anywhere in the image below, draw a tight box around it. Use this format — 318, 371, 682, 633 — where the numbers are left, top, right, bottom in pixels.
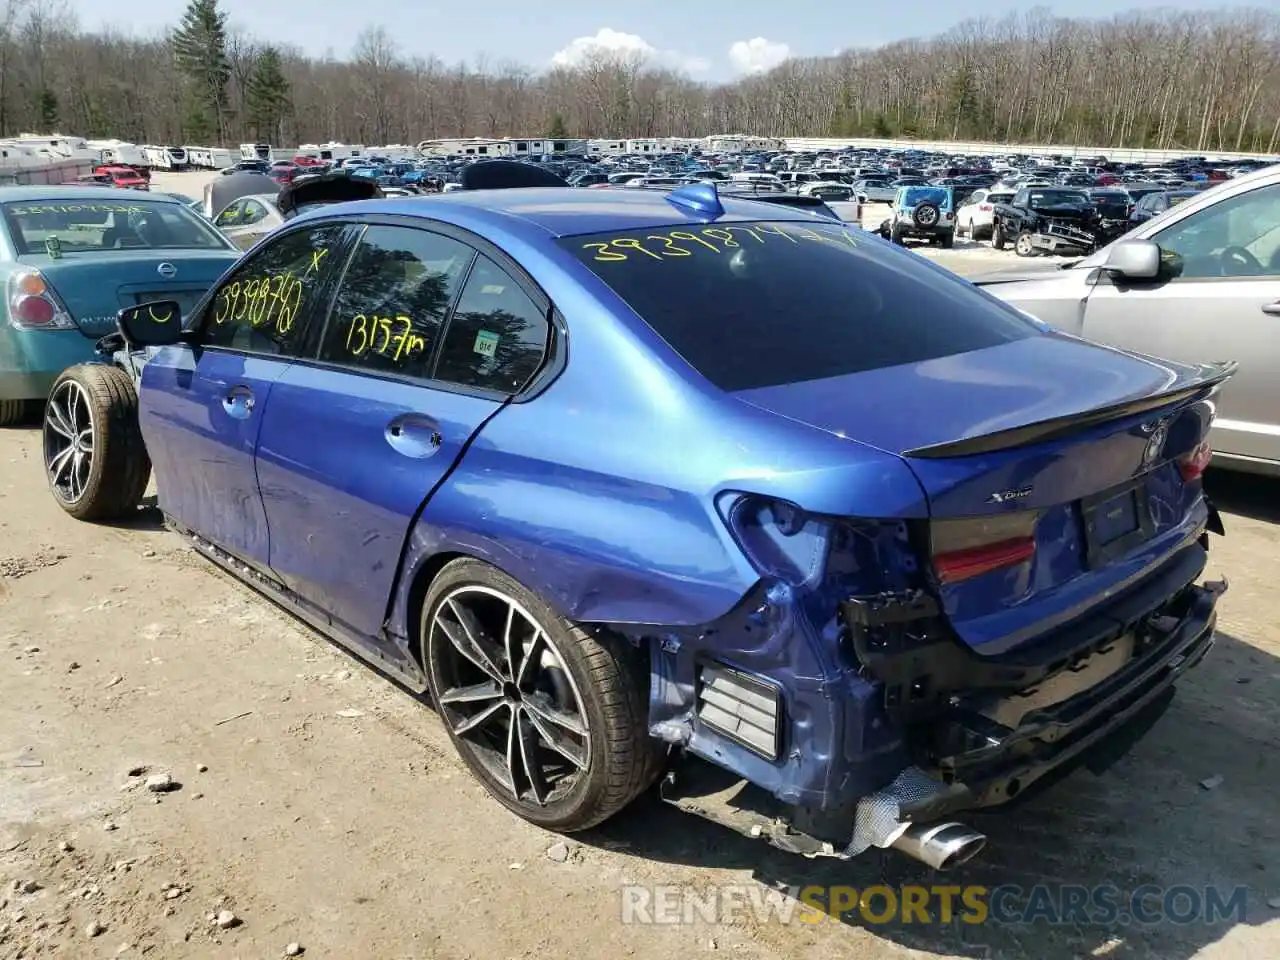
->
68, 0, 1227, 81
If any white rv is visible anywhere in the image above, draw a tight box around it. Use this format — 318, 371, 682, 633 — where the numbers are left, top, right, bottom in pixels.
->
142, 145, 189, 170
297, 142, 365, 163
88, 140, 145, 166
587, 140, 628, 157
8, 133, 102, 163
416, 138, 508, 158
703, 135, 785, 153
187, 146, 236, 169
239, 143, 274, 162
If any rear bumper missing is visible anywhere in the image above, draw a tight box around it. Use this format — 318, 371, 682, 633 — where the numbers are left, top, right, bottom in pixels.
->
900, 576, 1221, 821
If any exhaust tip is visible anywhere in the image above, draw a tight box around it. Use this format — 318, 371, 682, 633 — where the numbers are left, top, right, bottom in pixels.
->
890, 821, 987, 870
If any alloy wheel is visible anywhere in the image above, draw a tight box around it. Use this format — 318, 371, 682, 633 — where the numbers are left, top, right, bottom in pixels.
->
43, 379, 94, 505
429, 585, 591, 807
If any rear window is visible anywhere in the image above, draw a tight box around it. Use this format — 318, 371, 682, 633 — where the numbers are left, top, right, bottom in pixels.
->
0, 200, 229, 255
560, 220, 1035, 392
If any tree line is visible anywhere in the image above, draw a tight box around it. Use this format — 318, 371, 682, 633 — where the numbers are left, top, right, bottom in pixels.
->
2, 0, 1279, 155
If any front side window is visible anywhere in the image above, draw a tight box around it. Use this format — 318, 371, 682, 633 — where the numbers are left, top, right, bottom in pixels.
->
0, 199, 230, 254
319, 225, 474, 378
434, 255, 550, 394
1153, 182, 1280, 279
203, 223, 347, 356
560, 220, 1035, 392
239, 199, 270, 226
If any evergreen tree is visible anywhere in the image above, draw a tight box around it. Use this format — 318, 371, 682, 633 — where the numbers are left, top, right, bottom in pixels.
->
171, 0, 230, 142
246, 46, 291, 141
35, 89, 58, 131
546, 113, 568, 139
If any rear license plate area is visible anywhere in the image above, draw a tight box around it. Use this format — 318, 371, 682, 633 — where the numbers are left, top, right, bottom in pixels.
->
1081, 479, 1155, 567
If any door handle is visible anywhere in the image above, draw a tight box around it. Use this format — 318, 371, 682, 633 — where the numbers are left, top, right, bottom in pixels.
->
221, 389, 255, 419
385, 414, 443, 458
1262, 300, 1280, 316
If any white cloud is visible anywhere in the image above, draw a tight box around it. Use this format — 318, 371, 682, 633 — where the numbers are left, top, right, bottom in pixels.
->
728, 37, 791, 75
550, 28, 711, 74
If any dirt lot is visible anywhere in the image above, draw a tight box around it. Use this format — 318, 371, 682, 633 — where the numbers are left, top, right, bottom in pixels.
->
1, 171, 1278, 959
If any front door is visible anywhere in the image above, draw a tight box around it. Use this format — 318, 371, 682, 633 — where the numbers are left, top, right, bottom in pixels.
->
1081, 180, 1280, 466
254, 223, 554, 641
138, 221, 353, 568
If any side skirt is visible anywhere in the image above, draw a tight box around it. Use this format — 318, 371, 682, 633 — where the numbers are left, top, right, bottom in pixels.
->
167, 518, 428, 694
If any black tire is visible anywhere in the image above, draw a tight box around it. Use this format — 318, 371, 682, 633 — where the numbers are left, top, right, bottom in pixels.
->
0, 399, 37, 427
43, 364, 151, 522
940, 231, 955, 249
912, 202, 940, 228
1014, 231, 1039, 257
421, 558, 663, 832
991, 222, 1006, 250
890, 224, 906, 245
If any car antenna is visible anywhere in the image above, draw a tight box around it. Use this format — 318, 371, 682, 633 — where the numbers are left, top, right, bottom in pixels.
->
666, 182, 724, 220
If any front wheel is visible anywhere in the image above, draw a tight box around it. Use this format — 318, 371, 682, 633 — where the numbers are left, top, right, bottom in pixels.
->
1014, 231, 1039, 257
422, 558, 663, 832
43, 364, 151, 521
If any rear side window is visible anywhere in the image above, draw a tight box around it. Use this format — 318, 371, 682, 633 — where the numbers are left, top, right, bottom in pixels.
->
560, 220, 1034, 392
434, 255, 549, 394
319, 225, 474, 378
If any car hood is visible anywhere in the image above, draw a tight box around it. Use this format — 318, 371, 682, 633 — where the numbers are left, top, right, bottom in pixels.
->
730, 333, 1215, 457
967, 264, 1080, 285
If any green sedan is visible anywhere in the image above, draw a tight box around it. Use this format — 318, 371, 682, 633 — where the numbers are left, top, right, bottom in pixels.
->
0, 187, 241, 424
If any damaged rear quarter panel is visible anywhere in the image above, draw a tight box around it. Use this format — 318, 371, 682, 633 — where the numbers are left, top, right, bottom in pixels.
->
384, 369, 929, 808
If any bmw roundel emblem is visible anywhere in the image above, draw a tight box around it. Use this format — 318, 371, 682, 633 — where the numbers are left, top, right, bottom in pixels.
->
157, 262, 177, 279
1142, 419, 1169, 467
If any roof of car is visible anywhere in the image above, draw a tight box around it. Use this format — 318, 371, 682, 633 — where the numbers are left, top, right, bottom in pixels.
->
0, 185, 181, 203
296, 185, 827, 240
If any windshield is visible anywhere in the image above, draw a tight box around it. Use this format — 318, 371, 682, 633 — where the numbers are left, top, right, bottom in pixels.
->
1028, 190, 1086, 205
1, 200, 230, 255
901, 187, 949, 208
559, 220, 1035, 391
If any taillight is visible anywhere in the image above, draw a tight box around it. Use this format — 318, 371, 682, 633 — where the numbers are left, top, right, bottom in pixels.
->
7, 270, 75, 330
1178, 440, 1212, 481
930, 512, 1039, 585
979, 203, 992, 211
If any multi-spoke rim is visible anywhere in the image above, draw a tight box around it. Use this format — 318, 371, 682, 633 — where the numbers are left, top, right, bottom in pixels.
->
43, 380, 95, 505
429, 585, 591, 807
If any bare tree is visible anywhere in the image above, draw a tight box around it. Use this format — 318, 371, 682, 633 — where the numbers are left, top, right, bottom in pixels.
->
1, 9, 1278, 154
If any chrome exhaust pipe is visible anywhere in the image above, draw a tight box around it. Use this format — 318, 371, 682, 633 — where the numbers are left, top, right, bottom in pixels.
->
890, 822, 987, 870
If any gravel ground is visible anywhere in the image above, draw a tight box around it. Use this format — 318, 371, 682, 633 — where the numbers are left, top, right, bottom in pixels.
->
0, 170, 1276, 959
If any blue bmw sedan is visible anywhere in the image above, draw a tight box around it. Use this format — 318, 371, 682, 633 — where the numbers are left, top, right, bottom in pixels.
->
46, 171, 1230, 868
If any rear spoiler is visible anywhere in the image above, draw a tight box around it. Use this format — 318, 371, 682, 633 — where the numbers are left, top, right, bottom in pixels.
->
903, 359, 1238, 459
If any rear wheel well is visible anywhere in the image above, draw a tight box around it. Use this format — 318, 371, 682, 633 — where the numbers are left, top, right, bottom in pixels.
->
404, 551, 467, 668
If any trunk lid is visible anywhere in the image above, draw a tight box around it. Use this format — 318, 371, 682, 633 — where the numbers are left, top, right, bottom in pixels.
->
733, 335, 1231, 654
21, 249, 239, 339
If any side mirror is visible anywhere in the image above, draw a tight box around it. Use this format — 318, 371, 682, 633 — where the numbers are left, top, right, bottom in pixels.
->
118, 300, 185, 346
1102, 239, 1161, 281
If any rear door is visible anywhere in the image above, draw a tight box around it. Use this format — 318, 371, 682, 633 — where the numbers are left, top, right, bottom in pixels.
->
138, 221, 352, 569
1081, 179, 1280, 466
253, 222, 554, 640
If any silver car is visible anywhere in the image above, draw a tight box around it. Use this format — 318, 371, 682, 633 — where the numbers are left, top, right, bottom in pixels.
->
212, 193, 287, 249
973, 163, 1280, 476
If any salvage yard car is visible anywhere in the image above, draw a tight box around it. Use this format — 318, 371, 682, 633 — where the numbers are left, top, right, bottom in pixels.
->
975, 162, 1280, 476
879, 184, 956, 247
0, 186, 240, 425
43, 166, 1231, 869
991, 186, 1130, 257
